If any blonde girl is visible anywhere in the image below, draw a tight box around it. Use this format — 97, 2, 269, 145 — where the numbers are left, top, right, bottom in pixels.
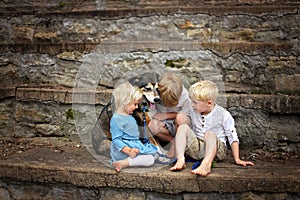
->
110, 82, 157, 172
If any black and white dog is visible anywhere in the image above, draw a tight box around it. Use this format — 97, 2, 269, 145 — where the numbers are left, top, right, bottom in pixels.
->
129, 72, 160, 126
128, 72, 160, 145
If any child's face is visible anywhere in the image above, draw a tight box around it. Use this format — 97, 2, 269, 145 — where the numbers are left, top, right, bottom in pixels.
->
191, 99, 212, 115
124, 100, 140, 115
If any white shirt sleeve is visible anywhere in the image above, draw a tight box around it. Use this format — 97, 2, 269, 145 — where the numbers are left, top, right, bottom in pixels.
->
223, 111, 239, 145
177, 87, 191, 116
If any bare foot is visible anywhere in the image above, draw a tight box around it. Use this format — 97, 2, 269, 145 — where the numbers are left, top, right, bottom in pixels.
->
170, 156, 186, 171
112, 159, 129, 172
191, 162, 211, 176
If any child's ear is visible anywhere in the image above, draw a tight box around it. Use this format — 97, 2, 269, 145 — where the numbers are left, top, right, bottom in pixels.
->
207, 100, 214, 106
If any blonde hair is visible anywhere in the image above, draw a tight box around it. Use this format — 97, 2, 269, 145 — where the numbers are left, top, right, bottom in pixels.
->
112, 81, 143, 110
158, 73, 182, 107
189, 80, 219, 101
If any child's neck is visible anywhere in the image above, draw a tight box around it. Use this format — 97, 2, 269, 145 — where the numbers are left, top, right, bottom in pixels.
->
201, 104, 215, 116
116, 108, 129, 116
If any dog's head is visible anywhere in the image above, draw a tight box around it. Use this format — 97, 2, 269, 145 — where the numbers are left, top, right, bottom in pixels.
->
129, 72, 160, 111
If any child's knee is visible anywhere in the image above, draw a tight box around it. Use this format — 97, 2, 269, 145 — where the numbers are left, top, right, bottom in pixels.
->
175, 113, 190, 125
178, 124, 189, 130
144, 155, 155, 166
177, 124, 190, 136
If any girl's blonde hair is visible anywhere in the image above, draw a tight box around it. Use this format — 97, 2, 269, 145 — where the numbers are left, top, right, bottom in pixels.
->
112, 81, 143, 110
189, 80, 219, 101
158, 73, 182, 107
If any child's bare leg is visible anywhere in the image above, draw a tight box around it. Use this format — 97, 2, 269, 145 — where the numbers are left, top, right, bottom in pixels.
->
149, 120, 173, 142
166, 140, 175, 158
112, 158, 129, 172
170, 155, 186, 171
191, 131, 217, 176
170, 125, 189, 171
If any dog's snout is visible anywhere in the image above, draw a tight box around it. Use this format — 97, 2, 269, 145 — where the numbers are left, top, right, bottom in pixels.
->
154, 97, 160, 103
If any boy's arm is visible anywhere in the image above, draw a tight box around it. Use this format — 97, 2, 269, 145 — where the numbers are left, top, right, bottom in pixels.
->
231, 141, 255, 166
153, 112, 177, 121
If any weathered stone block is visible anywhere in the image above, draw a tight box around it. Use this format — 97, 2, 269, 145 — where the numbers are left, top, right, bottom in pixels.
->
15, 103, 52, 123
16, 87, 67, 103
35, 124, 63, 136
268, 56, 297, 69
12, 26, 34, 42
0, 64, 21, 87
56, 51, 83, 61
255, 30, 280, 41
187, 28, 212, 40
219, 29, 255, 41
0, 101, 13, 129
0, 184, 10, 200
275, 74, 300, 95
34, 31, 57, 41
0, 87, 15, 99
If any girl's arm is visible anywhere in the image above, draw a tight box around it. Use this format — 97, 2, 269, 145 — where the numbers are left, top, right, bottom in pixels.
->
121, 146, 140, 158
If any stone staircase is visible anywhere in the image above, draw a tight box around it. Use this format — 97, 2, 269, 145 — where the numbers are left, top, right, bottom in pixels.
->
0, 0, 299, 199
0, 135, 299, 199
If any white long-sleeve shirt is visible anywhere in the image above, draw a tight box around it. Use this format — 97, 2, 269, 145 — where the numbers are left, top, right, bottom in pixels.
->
191, 104, 239, 146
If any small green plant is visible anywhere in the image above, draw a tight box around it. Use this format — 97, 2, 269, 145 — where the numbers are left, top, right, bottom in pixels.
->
66, 109, 74, 120
59, 2, 66, 8
65, 109, 86, 122
165, 58, 187, 68
212, 160, 217, 168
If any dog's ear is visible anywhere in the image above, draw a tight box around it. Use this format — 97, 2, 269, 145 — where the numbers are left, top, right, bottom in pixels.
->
129, 76, 141, 87
129, 76, 147, 88
129, 72, 160, 88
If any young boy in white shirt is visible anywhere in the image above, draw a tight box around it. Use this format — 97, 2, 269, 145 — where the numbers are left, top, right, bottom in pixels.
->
170, 80, 254, 176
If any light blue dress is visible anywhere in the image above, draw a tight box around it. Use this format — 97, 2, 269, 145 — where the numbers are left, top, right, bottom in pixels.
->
110, 113, 158, 162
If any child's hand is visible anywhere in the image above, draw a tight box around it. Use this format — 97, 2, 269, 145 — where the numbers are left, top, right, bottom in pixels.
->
122, 146, 140, 158
235, 159, 255, 166
128, 148, 140, 158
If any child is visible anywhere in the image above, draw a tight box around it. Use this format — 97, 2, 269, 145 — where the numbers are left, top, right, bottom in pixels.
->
148, 73, 191, 156
110, 81, 158, 172
170, 80, 254, 176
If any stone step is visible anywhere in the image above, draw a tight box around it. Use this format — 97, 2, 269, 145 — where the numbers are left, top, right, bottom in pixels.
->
0, 0, 299, 18
1, 2, 299, 47
1, 86, 299, 114
0, 41, 297, 56
0, 137, 299, 199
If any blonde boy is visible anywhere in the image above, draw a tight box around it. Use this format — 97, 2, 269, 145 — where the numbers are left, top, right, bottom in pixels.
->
148, 73, 191, 151
170, 80, 254, 176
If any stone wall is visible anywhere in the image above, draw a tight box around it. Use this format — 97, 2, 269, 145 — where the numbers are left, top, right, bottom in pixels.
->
1, 179, 299, 200
0, 0, 299, 152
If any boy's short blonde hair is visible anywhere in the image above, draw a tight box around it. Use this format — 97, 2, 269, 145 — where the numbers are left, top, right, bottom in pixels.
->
112, 81, 143, 110
158, 73, 182, 107
189, 80, 219, 101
